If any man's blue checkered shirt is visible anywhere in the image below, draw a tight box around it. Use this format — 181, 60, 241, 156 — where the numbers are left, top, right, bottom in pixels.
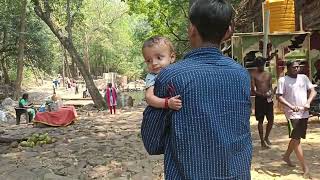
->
142, 47, 252, 179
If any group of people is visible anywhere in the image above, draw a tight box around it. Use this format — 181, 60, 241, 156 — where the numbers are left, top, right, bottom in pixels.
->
141, 0, 316, 179
65, 77, 79, 94
252, 57, 316, 177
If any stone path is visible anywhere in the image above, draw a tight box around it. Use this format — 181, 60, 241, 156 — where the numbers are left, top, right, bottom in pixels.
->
251, 116, 320, 180
0, 109, 163, 180
1, 108, 320, 180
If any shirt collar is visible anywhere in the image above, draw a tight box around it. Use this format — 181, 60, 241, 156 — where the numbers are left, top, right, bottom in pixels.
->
183, 47, 222, 60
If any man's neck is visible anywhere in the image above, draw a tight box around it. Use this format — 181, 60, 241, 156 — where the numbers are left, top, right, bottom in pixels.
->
192, 41, 219, 49
288, 74, 297, 78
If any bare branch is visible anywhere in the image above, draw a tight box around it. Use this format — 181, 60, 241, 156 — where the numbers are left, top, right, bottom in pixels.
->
107, 11, 128, 26
159, 12, 188, 42
32, 0, 67, 44
177, 1, 188, 19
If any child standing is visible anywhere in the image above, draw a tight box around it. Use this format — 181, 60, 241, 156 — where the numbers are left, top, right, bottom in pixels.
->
105, 83, 117, 114
142, 36, 182, 110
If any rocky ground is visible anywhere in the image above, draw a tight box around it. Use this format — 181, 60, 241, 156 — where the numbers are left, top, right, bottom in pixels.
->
0, 83, 319, 180
0, 108, 164, 180
251, 115, 320, 180
1, 109, 320, 180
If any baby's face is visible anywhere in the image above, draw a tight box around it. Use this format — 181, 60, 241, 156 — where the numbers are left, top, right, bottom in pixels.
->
143, 43, 175, 74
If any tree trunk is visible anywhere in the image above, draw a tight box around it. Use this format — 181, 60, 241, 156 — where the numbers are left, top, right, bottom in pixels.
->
61, 46, 65, 87
64, 49, 72, 78
14, 0, 28, 100
37, 68, 44, 85
1, 30, 10, 84
32, 0, 106, 109
64, 40, 106, 109
83, 33, 90, 73
0, 57, 10, 84
70, 60, 78, 79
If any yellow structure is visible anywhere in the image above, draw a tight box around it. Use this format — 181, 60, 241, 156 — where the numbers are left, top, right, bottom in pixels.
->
265, 0, 295, 33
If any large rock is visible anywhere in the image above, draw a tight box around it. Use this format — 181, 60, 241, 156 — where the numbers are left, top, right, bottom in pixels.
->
1, 97, 16, 107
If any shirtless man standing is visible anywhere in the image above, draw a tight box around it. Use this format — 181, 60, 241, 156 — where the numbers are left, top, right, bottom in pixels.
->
252, 57, 274, 149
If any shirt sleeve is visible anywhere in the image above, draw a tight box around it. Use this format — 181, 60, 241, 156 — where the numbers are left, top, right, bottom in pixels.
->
276, 77, 285, 95
145, 73, 157, 89
141, 72, 170, 155
19, 99, 26, 107
304, 75, 315, 90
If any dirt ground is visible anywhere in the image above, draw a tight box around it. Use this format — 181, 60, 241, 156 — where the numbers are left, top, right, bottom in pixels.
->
251, 115, 320, 180
1, 82, 319, 179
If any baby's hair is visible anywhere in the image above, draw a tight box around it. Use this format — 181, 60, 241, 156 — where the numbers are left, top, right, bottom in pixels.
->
142, 35, 175, 53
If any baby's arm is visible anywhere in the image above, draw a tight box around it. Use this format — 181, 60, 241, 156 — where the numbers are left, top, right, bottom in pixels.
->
145, 86, 182, 110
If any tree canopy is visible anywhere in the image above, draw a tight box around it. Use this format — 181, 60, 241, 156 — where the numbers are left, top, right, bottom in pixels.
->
0, 0, 244, 106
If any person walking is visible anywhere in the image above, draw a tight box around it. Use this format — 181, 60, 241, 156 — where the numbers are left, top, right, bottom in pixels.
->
141, 0, 252, 179
276, 60, 316, 178
252, 57, 274, 149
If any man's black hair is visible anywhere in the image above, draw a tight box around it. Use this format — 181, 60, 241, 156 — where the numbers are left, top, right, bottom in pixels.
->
189, 0, 233, 44
255, 56, 266, 67
286, 60, 299, 68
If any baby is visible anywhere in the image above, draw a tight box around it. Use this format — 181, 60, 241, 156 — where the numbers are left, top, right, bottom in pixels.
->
142, 36, 182, 110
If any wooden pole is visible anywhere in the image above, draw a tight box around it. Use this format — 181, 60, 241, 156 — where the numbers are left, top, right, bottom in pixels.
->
299, 11, 303, 32
252, 22, 255, 32
263, 9, 270, 58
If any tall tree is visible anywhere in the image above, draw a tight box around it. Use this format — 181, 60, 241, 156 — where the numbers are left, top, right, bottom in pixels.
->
31, 0, 106, 109
0, 29, 11, 84
14, 0, 28, 99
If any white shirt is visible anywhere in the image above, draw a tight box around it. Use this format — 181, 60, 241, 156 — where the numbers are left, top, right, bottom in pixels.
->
276, 74, 314, 119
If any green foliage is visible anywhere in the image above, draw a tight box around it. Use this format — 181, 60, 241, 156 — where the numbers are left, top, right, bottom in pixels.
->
0, 0, 61, 82
72, 0, 146, 80
127, 0, 190, 58
126, 0, 242, 58
3, 0, 206, 82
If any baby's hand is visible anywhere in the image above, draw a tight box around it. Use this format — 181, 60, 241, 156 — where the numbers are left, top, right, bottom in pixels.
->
168, 95, 182, 110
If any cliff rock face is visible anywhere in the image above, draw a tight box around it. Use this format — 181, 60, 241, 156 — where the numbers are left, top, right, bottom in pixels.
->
301, 0, 320, 31
235, 0, 264, 33
235, 0, 320, 32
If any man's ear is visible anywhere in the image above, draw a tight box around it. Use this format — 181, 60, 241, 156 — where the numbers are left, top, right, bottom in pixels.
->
188, 23, 200, 47
188, 24, 197, 39
222, 25, 233, 41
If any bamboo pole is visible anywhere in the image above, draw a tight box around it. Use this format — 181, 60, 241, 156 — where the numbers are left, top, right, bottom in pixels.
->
263, 9, 270, 58
299, 11, 304, 32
